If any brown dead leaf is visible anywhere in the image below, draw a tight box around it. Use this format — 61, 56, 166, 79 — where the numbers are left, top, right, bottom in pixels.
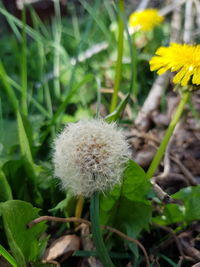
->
43, 235, 80, 261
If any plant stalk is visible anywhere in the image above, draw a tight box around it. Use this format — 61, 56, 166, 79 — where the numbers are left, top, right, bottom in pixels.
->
132, 33, 138, 99
75, 195, 84, 225
90, 192, 115, 267
21, 7, 28, 116
110, 0, 124, 113
146, 90, 190, 179
0, 244, 17, 267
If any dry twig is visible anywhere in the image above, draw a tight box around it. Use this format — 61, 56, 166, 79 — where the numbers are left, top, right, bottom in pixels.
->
183, 0, 194, 43
170, 155, 198, 186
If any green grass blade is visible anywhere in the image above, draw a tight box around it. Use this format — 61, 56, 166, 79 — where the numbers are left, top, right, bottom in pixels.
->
21, 7, 28, 116
0, 244, 17, 267
122, 11, 137, 97
0, 61, 19, 112
16, 111, 34, 166
66, 0, 101, 95
40, 74, 94, 142
53, 74, 94, 124
79, 0, 111, 42
0, 6, 43, 42
95, 77, 101, 118
52, 0, 62, 99
0, 62, 34, 168
30, 7, 51, 40
105, 93, 130, 123
6, 76, 51, 119
72, 8, 81, 43
110, 0, 125, 112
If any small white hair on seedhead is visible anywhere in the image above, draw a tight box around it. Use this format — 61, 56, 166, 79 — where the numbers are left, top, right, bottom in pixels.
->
53, 119, 130, 197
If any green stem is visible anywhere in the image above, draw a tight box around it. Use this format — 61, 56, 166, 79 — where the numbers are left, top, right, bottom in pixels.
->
90, 192, 115, 267
0, 244, 17, 267
132, 33, 138, 99
146, 90, 190, 179
53, 0, 62, 99
110, 0, 124, 113
21, 7, 28, 116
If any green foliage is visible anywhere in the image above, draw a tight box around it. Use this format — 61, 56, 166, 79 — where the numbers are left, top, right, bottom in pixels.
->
105, 93, 130, 123
153, 185, 200, 226
49, 192, 76, 218
91, 192, 115, 267
0, 170, 13, 202
100, 160, 152, 256
0, 0, 199, 265
173, 185, 200, 222
2, 200, 47, 266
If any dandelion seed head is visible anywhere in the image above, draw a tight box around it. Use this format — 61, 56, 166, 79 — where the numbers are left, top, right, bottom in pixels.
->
53, 119, 130, 197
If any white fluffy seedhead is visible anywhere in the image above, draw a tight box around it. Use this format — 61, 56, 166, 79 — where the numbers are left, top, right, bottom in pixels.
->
53, 119, 130, 197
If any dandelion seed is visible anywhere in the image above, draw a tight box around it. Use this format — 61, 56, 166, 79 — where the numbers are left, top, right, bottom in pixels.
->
150, 43, 200, 86
129, 9, 164, 32
53, 119, 130, 197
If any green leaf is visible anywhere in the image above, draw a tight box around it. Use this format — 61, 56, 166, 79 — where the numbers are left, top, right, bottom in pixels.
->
2, 159, 42, 205
153, 185, 200, 226
49, 191, 76, 218
0, 119, 18, 155
0, 170, 13, 202
153, 204, 185, 226
173, 185, 200, 222
105, 94, 130, 123
100, 160, 152, 251
2, 200, 47, 266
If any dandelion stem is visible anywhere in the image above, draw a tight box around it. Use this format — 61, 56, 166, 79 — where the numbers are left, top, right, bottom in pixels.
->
90, 192, 115, 267
110, 0, 124, 113
146, 90, 190, 179
75, 195, 84, 225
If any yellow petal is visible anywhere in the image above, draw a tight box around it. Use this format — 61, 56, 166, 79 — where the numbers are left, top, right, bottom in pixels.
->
180, 71, 193, 86
157, 66, 170, 75
192, 68, 200, 85
173, 68, 187, 84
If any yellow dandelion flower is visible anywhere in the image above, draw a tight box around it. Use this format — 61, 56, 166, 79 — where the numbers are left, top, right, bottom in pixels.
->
150, 43, 200, 86
129, 9, 164, 31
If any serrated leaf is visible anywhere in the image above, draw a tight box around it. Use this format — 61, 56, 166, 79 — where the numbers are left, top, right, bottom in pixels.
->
2, 200, 47, 266
100, 160, 152, 251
